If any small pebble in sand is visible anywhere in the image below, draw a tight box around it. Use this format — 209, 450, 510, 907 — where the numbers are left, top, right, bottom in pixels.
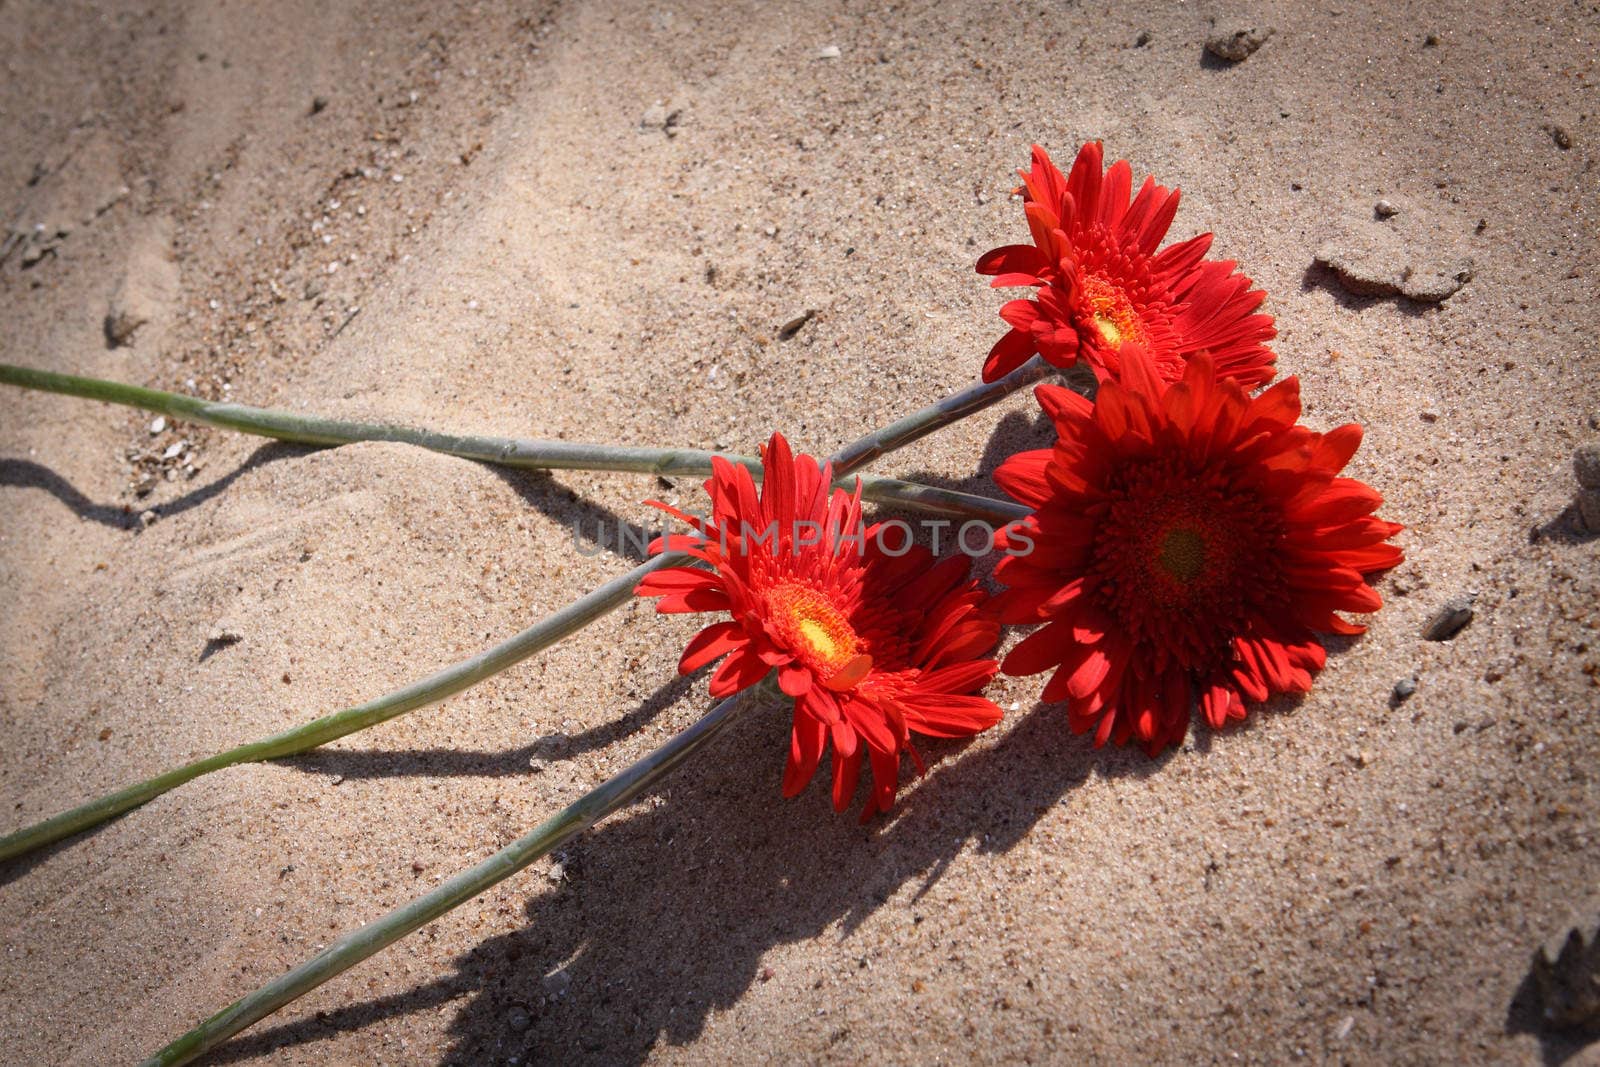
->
149, 416, 166, 434
1572, 443, 1600, 490
309, 95, 328, 115
506, 1005, 531, 1032
105, 291, 151, 346
1205, 21, 1274, 62
207, 620, 242, 645
1315, 229, 1473, 302
138, 509, 158, 527
1422, 593, 1475, 641
818, 45, 841, 60
1333, 1015, 1355, 1041
640, 102, 682, 136
1374, 199, 1399, 219
1548, 125, 1572, 150
778, 309, 815, 340
1135, 30, 1152, 47
1392, 676, 1418, 702
542, 968, 572, 997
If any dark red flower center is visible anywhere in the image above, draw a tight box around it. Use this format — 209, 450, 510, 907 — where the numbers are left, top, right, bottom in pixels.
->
1156, 525, 1208, 584
1088, 456, 1282, 669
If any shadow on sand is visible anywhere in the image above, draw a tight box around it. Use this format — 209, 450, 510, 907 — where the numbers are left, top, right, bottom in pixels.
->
204, 698, 1173, 1065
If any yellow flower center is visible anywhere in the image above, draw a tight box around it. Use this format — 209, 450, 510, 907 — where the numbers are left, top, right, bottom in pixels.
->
769, 582, 862, 675
1082, 274, 1148, 349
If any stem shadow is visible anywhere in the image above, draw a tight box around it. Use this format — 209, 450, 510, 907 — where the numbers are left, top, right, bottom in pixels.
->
278, 672, 697, 780
486, 466, 667, 564
0, 442, 308, 530
0, 818, 118, 889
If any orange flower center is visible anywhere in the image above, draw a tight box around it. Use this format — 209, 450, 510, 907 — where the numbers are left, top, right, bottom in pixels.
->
1082, 274, 1148, 349
768, 582, 862, 675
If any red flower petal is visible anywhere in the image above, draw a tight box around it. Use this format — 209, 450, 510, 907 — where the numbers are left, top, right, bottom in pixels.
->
983, 328, 1039, 382
993, 449, 1054, 509
636, 567, 724, 596
708, 647, 770, 696
679, 620, 746, 674
976, 243, 1048, 279
783, 706, 827, 797
831, 748, 862, 811
897, 692, 1004, 738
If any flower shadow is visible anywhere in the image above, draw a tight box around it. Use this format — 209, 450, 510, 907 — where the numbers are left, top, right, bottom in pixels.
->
197, 701, 1161, 1065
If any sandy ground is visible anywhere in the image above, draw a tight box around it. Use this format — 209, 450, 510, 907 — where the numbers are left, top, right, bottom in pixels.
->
1, 0, 1597, 1063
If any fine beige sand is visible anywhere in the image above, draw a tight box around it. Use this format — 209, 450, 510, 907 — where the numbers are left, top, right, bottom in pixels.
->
2, 1, 1597, 1063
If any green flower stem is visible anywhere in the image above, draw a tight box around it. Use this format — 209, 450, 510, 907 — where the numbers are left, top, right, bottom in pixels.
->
0, 359, 1040, 862
140, 687, 766, 1067
829, 358, 1053, 476
0, 362, 1031, 523
856, 476, 1025, 523
0, 554, 680, 863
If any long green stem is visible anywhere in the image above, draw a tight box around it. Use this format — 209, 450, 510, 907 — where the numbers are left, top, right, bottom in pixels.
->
0, 360, 1039, 862
829, 359, 1053, 475
0, 362, 1032, 522
0, 554, 679, 863
141, 688, 764, 1067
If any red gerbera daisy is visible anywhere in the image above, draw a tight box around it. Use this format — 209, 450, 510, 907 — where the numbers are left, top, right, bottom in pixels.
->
992, 347, 1403, 754
977, 142, 1277, 389
637, 433, 1004, 818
